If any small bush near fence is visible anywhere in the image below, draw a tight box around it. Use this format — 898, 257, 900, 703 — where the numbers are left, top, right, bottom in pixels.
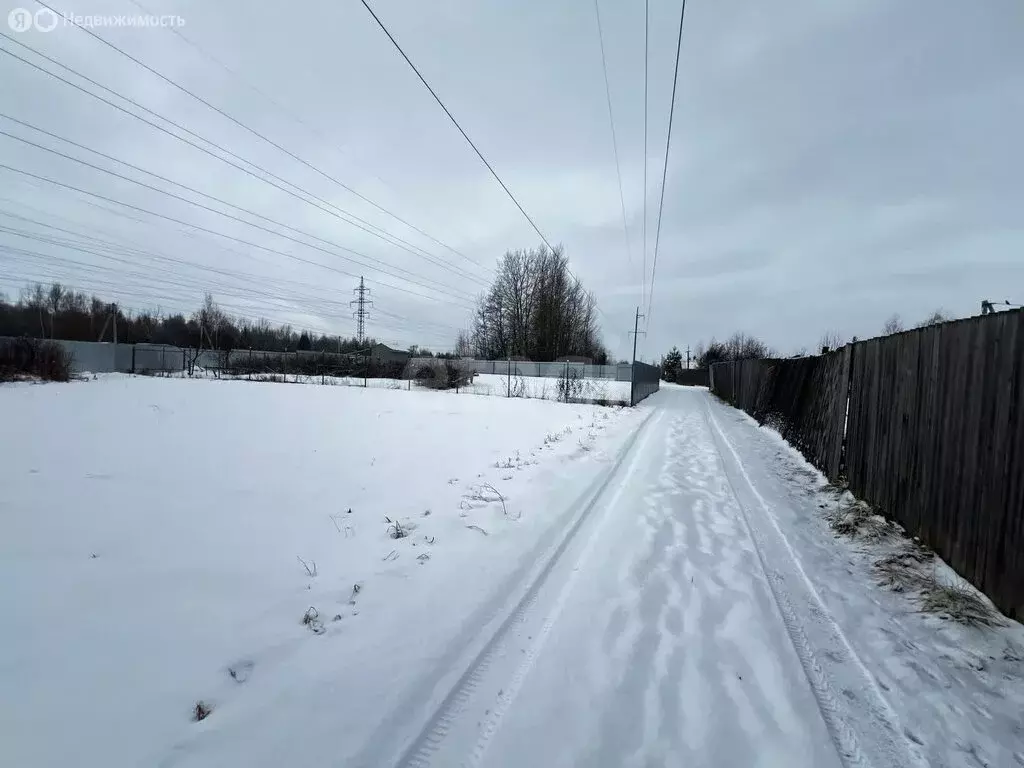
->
218, 351, 406, 381
405, 359, 474, 390
0, 338, 72, 382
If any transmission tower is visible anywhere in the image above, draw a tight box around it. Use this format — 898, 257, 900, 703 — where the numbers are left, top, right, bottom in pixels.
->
350, 277, 373, 344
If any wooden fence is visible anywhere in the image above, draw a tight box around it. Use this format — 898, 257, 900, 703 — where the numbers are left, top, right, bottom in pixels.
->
711, 308, 1024, 620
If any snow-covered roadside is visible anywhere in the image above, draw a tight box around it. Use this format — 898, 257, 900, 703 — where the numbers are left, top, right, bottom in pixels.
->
142, 369, 633, 405
704, 396, 1024, 768
0, 375, 645, 768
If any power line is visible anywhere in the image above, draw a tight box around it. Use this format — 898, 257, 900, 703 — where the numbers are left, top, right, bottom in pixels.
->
0, 163, 478, 309
122, 1, 486, 276
593, 0, 632, 267
355, 2, 614, 327
643, 0, 650, 311
0, 201, 471, 337
646, 0, 688, 325
30, 0, 490, 276
357, 0, 554, 253
0, 117, 481, 300
0, 135, 478, 306
0, 34, 492, 287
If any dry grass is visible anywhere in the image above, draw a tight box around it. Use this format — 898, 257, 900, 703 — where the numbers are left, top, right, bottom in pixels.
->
301, 606, 326, 634
192, 701, 212, 722
919, 576, 1005, 628
873, 544, 1005, 628
873, 546, 934, 592
827, 501, 891, 541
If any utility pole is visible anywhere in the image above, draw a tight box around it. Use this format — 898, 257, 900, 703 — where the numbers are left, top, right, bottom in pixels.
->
686, 345, 691, 370
350, 277, 373, 345
629, 306, 646, 406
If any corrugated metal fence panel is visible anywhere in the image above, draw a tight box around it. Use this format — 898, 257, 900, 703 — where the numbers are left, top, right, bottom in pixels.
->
413, 358, 627, 380
132, 344, 185, 372
630, 361, 660, 405
51, 339, 117, 373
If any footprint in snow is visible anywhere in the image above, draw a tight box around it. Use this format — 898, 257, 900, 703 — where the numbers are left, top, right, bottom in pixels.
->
227, 660, 254, 684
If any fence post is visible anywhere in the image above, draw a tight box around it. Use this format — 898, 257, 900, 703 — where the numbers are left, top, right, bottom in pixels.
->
363, 354, 368, 388
507, 357, 511, 397
131, 345, 136, 374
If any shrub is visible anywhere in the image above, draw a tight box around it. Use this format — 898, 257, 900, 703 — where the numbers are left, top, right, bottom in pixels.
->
0, 338, 72, 382
408, 358, 474, 390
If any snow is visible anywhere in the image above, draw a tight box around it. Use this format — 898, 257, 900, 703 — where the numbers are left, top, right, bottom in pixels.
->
0, 375, 643, 768
464, 373, 631, 404
158, 368, 632, 404
3, 379, 1021, 767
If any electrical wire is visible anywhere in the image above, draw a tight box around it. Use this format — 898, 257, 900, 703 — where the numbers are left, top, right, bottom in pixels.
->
593, 0, 632, 267
358, 0, 554, 253
0, 163, 478, 310
642, 0, 649, 311
645, 0, 688, 325
356, 1, 611, 324
122, 0, 486, 275
0, 118, 482, 300
0, 205, 472, 340
0, 34, 492, 287
30, 0, 489, 276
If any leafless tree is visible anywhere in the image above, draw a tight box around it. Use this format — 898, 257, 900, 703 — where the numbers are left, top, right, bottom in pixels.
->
881, 313, 904, 335
467, 244, 606, 362
818, 331, 844, 354
916, 309, 951, 328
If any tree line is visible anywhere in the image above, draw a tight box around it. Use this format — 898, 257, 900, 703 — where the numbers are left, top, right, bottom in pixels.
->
460, 244, 610, 364
0, 283, 398, 354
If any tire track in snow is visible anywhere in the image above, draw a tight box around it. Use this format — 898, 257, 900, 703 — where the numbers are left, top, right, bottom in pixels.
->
702, 397, 927, 768
394, 411, 662, 768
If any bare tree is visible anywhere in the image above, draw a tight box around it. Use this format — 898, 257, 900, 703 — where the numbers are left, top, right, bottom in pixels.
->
818, 331, 844, 354
46, 283, 66, 339
881, 313, 904, 335
467, 244, 605, 362
916, 309, 951, 328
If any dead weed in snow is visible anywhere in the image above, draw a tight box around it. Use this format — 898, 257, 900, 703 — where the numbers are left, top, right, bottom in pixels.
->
827, 501, 891, 541
919, 576, 1006, 628
873, 545, 1005, 628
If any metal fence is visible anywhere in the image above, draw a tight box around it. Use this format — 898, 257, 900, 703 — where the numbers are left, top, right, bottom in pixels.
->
630, 361, 661, 406
710, 308, 1024, 621
414, 358, 633, 382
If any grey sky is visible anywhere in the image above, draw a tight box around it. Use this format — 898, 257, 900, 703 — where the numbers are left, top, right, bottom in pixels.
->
0, 0, 1021, 359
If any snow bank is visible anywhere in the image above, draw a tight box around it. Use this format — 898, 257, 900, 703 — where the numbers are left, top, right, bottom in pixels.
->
0, 375, 643, 767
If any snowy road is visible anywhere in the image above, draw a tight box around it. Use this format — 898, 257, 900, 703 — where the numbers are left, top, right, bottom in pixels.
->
387, 386, 925, 768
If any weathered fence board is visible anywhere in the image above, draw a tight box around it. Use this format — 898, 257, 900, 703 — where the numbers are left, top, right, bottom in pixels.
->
844, 310, 1024, 620
712, 310, 1024, 619
710, 349, 850, 479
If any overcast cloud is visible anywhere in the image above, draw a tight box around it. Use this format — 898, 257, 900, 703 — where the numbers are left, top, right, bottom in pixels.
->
0, 0, 1021, 359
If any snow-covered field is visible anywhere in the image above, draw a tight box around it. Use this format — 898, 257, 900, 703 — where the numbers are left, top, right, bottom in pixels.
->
0, 375, 644, 768
168, 368, 632, 405
465, 373, 630, 403
3, 377, 1022, 768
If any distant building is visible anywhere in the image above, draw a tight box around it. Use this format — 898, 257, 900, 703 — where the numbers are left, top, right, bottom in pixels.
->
369, 343, 410, 364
